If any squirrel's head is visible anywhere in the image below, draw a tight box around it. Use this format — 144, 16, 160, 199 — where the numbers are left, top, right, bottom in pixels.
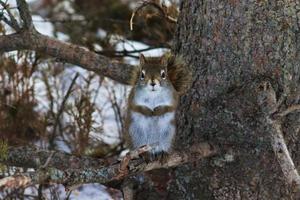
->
134, 54, 172, 92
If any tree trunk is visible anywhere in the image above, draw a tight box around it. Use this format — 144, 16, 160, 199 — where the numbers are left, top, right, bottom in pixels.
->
135, 0, 300, 199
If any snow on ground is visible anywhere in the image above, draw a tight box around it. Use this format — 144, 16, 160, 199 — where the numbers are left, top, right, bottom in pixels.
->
23, 183, 117, 200
32, 15, 54, 36
68, 184, 118, 200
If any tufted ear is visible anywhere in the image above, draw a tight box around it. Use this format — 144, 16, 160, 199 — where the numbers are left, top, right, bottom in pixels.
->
160, 53, 170, 70
139, 53, 146, 65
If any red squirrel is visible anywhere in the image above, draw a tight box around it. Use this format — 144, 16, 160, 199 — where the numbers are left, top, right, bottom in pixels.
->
125, 53, 191, 160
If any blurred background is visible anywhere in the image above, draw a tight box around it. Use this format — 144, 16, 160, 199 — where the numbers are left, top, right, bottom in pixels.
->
0, 0, 179, 199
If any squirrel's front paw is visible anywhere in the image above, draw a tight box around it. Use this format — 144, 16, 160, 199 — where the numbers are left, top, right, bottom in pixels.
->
153, 106, 160, 112
152, 106, 162, 115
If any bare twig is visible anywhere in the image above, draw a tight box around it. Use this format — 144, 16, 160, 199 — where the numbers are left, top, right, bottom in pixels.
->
16, 0, 34, 30
130, 0, 177, 31
129, 9, 137, 31
95, 46, 169, 58
97, 46, 166, 54
0, 1, 21, 31
41, 151, 55, 169
50, 73, 79, 148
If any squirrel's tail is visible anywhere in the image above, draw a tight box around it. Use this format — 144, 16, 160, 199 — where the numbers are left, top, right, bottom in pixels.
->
166, 53, 192, 95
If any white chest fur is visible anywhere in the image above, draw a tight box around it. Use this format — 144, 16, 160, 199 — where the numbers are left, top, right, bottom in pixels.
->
133, 87, 173, 110
129, 111, 175, 153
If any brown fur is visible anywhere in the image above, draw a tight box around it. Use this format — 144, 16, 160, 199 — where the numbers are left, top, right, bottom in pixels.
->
128, 55, 178, 116
130, 53, 192, 95
125, 54, 181, 149
164, 53, 192, 95
125, 53, 191, 151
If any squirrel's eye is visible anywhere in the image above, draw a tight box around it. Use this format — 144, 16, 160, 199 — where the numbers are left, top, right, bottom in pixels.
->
161, 70, 166, 79
140, 70, 145, 80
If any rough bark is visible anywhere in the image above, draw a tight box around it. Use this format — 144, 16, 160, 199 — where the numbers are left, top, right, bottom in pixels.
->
0, 143, 216, 187
134, 1, 300, 199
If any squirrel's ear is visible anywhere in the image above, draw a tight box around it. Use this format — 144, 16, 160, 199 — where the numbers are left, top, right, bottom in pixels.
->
139, 54, 146, 65
160, 53, 170, 67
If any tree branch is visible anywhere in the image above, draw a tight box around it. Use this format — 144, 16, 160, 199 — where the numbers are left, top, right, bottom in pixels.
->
256, 81, 300, 192
0, 0, 136, 84
267, 117, 300, 192
2, 146, 106, 170
0, 142, 217, 187
0, 31, 135, 84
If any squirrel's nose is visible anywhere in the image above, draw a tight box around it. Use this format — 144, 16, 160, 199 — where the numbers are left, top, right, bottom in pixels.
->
150, 82, 156, 87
